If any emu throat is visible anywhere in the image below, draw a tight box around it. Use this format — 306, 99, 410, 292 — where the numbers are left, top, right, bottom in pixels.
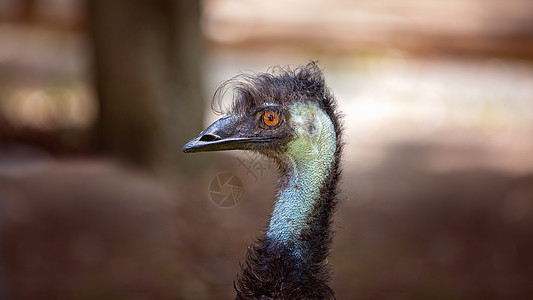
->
266, 102, 337, 252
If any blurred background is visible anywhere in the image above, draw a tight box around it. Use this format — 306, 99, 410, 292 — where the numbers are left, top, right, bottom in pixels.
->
1, 0, 533, 299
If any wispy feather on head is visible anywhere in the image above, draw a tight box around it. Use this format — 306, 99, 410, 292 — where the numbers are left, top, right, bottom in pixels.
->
211, 61, 336, 117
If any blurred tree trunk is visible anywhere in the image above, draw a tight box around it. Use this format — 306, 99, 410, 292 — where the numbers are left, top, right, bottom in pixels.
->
88, 0, 205, 176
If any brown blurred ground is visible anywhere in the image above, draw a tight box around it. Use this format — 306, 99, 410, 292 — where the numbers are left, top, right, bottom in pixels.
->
1, 144, 533, 299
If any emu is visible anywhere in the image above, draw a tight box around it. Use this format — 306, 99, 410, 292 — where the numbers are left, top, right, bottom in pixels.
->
183, 62, 343, 299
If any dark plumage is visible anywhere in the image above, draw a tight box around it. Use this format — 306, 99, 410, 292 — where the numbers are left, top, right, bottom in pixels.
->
184, 62, 343, 299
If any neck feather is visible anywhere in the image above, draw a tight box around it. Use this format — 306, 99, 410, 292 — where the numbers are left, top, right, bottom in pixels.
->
267, 102, 337, 256
236, 102, 341, 299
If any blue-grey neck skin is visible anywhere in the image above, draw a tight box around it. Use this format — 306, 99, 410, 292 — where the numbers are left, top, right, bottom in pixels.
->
266, 102, 337, 256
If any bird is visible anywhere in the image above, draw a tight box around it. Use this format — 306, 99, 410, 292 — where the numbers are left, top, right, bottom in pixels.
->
183, 62, 343, 299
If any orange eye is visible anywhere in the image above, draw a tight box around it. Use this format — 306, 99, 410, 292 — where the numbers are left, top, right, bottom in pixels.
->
263, 111, 280, 127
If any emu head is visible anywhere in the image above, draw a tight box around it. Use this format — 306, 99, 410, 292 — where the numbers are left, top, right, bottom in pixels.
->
183, 63, 340, 166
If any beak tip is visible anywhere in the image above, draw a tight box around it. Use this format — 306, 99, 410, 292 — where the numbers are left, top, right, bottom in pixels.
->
182, 140, 196, 153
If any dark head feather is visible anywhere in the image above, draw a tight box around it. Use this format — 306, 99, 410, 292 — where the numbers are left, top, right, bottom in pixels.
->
212, 62, 337, 120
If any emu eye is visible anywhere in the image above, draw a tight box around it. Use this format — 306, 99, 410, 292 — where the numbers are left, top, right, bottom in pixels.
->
262, 111, 280, 127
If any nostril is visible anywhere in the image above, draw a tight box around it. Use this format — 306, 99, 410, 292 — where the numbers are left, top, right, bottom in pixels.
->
199, 133, 220, 142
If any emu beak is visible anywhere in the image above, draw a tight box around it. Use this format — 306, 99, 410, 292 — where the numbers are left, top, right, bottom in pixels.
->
183, 116, 269, 153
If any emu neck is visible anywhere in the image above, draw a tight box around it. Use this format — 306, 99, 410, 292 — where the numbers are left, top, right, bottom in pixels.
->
266, 103, 337, 255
